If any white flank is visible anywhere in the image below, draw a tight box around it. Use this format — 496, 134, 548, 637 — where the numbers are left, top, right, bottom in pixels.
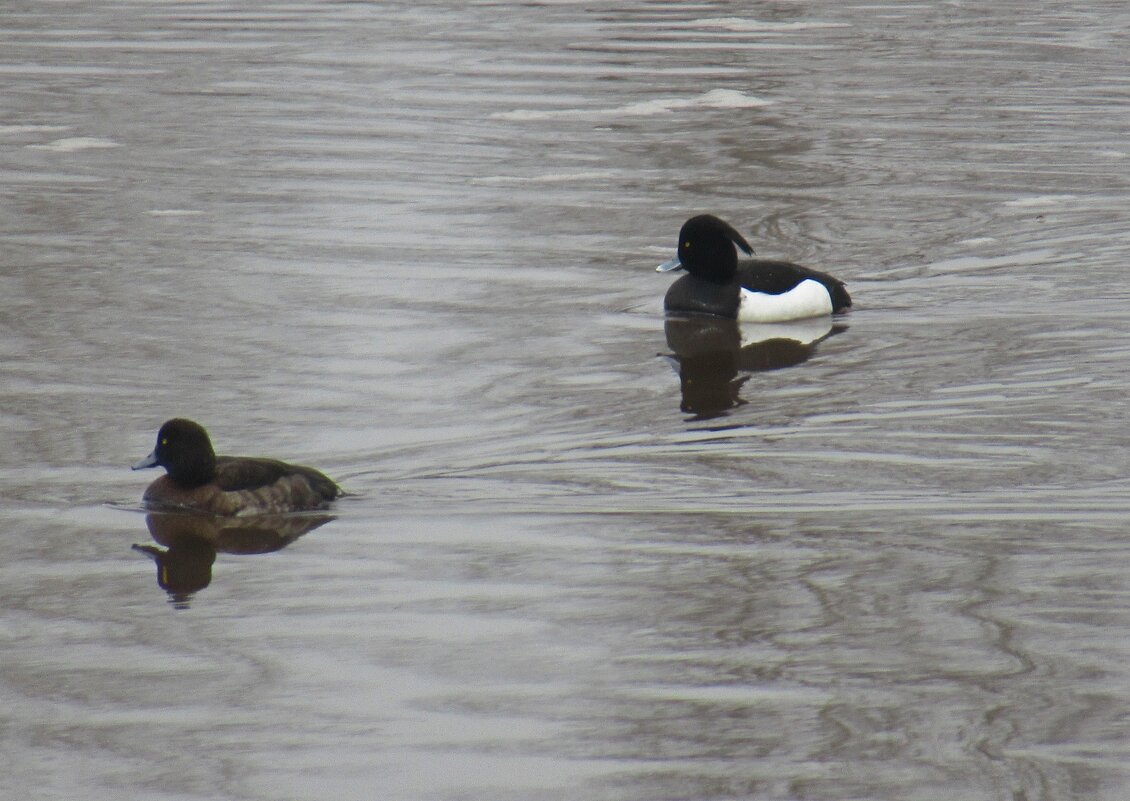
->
737, 278, 833, 323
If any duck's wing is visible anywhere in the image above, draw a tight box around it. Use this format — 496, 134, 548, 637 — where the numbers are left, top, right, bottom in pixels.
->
214, 456, 340, 500
738, 260, 851, 310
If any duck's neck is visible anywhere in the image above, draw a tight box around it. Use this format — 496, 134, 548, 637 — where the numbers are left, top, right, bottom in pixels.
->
168, 453, 217, 487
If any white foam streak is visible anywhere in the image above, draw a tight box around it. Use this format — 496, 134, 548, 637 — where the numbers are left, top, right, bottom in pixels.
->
493, 88, 770, 121
690, 17, 850, 32
1003, 194, 1078, 208
26, 137, 120, 152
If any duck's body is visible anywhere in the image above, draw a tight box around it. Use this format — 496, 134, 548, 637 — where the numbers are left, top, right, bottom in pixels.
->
133, 419, 341, 516
658, 214, 851, 322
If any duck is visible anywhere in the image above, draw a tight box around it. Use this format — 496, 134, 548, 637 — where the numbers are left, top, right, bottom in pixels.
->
132, 418, 342, 516
657, 214, 851, 322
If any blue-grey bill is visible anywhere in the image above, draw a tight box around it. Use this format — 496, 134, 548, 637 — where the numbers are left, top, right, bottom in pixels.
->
656, 257, 683, 273
132, 452, 159, 470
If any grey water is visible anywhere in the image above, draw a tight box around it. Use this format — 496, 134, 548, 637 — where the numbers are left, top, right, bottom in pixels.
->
3, 1, 1130, 799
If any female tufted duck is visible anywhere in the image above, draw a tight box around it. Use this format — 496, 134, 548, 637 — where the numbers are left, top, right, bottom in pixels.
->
133, 418, 341, 516
657, 214, 851, 322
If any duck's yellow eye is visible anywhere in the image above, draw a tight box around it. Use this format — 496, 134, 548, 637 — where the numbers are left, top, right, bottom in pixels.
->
683, 241, 691, 249
160, 438, 168, 446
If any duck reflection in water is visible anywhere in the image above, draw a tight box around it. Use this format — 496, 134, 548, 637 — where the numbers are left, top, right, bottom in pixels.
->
664, 315, 844, 420
133, 512, 335, 608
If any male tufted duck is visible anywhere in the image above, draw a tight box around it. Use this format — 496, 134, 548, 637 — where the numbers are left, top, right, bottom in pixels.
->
657, 214, 851, 322
133, 418, 341, 516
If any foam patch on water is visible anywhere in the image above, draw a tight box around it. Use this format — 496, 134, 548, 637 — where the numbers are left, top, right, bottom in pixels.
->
27, 137, 121, 152
494, 88, 771, 121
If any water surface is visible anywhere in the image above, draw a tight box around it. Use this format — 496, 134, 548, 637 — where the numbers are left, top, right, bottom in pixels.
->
3, 2, 1130, 799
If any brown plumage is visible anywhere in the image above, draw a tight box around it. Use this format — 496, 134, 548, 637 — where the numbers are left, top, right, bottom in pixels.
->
133, 419, 341, 516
